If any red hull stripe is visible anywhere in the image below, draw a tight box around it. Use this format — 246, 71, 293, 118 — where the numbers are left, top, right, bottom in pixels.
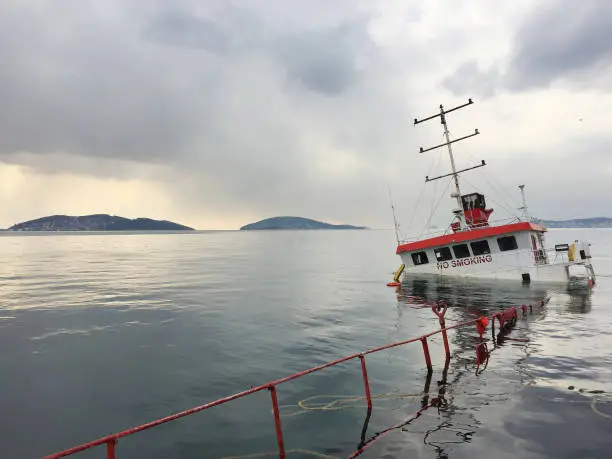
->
396, 222, 546, 254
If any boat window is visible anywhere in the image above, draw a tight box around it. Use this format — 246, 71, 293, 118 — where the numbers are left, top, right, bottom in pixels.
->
452, 244, 471, 259
470, 240, 490, 255
434, 247, 453, 262
497, 236, 518, 251
411, 251, 429, 265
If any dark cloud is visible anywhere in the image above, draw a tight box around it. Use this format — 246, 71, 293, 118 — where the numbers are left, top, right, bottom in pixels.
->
143, 4, 371, 95
143, 8, 231, 53
0, 0, 379, 172
442, 0, 612, 96
506, 0, 612, 90
276, 22, 369, 95
0, 0, 407, 228
441, 61, 500, 98
0, 3, 209, 163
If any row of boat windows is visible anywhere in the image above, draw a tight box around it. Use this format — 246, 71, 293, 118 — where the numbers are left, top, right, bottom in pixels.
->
411, 235, 519, 265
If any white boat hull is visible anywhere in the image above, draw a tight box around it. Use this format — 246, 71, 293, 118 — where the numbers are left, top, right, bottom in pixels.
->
398, 251, 589, 284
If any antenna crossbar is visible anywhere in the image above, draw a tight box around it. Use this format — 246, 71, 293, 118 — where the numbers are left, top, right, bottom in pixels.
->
419, 129, 480, 154
425, 160, 486, 183
414, 98, 474, 125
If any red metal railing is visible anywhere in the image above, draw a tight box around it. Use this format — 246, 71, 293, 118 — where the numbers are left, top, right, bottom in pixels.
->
42, 298, 549, 459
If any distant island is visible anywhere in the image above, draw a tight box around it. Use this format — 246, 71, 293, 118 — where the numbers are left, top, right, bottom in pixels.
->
534, 217, 612, 228
7, 214, 194, 231
240, 216, 367, 231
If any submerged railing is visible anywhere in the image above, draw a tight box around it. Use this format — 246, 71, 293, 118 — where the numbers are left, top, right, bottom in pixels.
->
42, 298, 549, 459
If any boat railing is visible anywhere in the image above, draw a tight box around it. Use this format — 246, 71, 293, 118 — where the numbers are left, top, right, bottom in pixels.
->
540, 246, 591, 266
501, 244, 592, 266
398, 216, 525, 244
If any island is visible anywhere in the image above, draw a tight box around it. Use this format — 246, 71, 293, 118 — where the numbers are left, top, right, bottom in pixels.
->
240, 216, 367, 230
7, 214, 194, 231
533, 217, 612, 228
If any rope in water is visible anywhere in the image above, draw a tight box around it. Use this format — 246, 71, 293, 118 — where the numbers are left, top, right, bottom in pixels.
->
537, 392, 612, 420
222, 449, 340, 459
591, 397, 612, 420
224, 386, 612, 458
277, 391, 426, 417
221, 391, 433, 459
564, 387, 612, 420
222, 388, 450, 459
223, 299, 612, 459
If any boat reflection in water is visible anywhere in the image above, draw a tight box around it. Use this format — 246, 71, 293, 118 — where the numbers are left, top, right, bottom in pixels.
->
563, 285, 593, 314
355, 274, 596, 458
396, 273, 592, 315
397, 274, 549, 313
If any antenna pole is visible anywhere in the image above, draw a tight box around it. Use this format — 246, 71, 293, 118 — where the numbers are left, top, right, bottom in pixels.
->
440, 106, 463, 221
414, 98, 483, 231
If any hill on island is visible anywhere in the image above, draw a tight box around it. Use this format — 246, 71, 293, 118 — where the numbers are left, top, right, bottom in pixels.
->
534, 217, 612, 228
8, 214, 194, 231
240, 216, 366, 230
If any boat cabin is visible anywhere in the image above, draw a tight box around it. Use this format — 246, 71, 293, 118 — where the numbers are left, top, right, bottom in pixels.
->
398, 221, 547, 269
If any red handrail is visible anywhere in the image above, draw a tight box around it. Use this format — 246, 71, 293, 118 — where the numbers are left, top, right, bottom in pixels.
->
42, 298, 548, 459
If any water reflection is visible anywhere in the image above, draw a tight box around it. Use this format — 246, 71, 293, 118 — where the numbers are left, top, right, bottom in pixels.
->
354, 362, 452, 457
2, 228, 606, 459
378, 275, 596, 458
397, 273, 596, 315
354, 357, 475, 458
417, 352, 476, 458
564, 289, 592, 313
396, 274, 551, 313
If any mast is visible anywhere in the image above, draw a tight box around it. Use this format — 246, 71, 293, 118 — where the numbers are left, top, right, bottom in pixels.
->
414, 98, 484, 230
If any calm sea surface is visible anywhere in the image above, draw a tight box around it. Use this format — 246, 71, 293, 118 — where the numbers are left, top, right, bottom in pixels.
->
1, 228, 611, 459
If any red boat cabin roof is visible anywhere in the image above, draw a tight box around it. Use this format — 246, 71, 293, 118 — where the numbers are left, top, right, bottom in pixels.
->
396, 221, 546, 254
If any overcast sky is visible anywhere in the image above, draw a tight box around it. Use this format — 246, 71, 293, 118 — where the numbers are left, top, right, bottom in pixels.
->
1, 0, 611, 231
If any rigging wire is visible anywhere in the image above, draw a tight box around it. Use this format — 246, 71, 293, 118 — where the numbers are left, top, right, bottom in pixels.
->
405, 148, 443, 238
420, 145, 447, 237
427, 162, 442, 226
387, 185, 402, 243
419, 178, 454, 238
461, 175, 519, 219
443, 127, 521, 219
474, 169, 522, 217
421, 149, 443, 226
459, 145, 523, 211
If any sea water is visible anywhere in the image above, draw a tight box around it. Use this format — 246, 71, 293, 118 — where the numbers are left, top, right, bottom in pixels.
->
1, 228, 611, 458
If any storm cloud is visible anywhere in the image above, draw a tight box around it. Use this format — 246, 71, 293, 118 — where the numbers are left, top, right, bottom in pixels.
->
443, 0, 612, 96
0, 0, 611, 230
506, 0, 612, 91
